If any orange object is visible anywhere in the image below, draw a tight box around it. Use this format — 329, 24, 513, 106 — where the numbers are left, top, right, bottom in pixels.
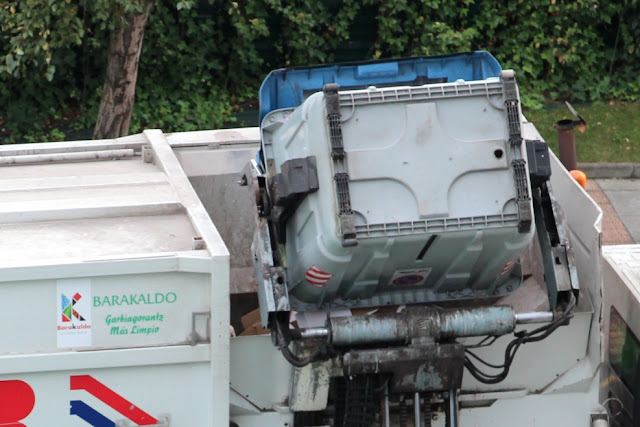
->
569, 170, 587, 188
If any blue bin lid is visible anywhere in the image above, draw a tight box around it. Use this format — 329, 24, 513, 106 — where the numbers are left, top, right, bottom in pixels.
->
258, 51, 502, 123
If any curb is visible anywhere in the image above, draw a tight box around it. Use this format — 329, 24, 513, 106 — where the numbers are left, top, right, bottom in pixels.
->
578, 163, 640, 179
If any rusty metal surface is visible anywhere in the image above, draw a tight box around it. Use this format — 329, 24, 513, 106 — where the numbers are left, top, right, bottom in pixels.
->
189, 174, 258, 294
343, 344, 465, 393
289, 346, 333, 412
556, 122, 577, 171
329, 306, 515, 346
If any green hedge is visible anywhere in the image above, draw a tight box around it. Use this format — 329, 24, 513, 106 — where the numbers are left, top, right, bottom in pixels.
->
1, 0, 639, 142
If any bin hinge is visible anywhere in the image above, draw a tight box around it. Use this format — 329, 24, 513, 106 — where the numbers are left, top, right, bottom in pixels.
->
323, 83, 357, 247
190, 311, 211, 345
501, 70, 532, 233
511, 159, 532, 233
501, 70, 523, 148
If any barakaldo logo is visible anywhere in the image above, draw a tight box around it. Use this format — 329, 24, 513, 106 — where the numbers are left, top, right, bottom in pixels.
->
57, 280, 92, 348
61, 293, 86, 322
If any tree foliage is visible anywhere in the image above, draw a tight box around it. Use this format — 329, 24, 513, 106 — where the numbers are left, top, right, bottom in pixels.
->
0, 0, 83, 80
1, 0, 640, 143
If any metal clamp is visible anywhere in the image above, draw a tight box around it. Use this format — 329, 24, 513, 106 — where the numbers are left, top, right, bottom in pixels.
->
500, 71, 532, 233
324, 83, 357, 247
142, 145, 154, 163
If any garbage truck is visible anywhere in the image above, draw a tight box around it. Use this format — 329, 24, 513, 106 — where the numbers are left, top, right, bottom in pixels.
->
0, 51, 637, 426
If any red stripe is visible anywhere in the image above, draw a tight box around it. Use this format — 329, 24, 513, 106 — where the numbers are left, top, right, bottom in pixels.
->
305, 275, 330, 285
308, 269, 331, 277
308, 271, 331, 279
70, 375, 158, 425
309, 265, 330, 274
305, 271, 331, 280
305, 274, 328, 282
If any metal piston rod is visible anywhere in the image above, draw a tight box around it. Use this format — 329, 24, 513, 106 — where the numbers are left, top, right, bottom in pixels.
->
295, 306, 554, 346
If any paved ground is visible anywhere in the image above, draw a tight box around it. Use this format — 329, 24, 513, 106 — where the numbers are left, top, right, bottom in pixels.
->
590, 179, 640, 244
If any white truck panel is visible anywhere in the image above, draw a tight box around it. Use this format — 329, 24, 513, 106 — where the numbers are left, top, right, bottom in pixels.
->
600, 245, 640, 423
0, 361, 211, 426
0, 130, 231, 426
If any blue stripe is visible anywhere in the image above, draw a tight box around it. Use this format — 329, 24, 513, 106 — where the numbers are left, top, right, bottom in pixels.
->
70, 400, 115, 427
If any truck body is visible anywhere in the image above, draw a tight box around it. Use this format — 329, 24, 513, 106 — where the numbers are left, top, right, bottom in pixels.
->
0, 52, 636, 426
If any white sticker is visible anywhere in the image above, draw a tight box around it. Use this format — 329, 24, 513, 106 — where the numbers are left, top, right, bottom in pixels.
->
390, 269, 431, 286
56, 278, 92, 348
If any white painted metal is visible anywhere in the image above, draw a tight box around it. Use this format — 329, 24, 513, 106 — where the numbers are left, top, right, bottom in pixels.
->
458, 381, 601, 427
600, 245, 640, 423
0, 345, 210, 375
229, 336, 291, 412
0, 129, 231, 426
0, 148, 135, 164
1, 363, 212, 426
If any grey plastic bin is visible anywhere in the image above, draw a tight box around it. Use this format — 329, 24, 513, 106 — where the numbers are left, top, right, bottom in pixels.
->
261, 70, 535, 311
